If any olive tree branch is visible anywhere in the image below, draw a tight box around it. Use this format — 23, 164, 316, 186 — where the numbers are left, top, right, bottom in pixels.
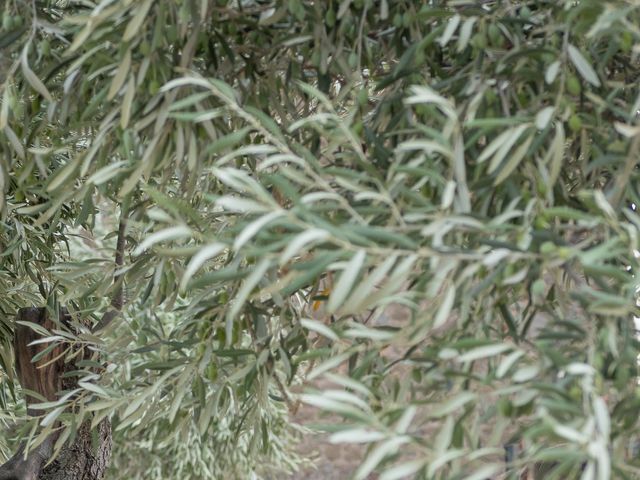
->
93, 198, 129, 332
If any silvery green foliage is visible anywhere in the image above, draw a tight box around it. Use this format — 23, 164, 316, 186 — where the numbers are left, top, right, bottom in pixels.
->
1, 0, 640, 478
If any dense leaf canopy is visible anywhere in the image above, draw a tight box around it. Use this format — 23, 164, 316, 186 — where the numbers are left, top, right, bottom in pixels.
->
1, 0, 640, 478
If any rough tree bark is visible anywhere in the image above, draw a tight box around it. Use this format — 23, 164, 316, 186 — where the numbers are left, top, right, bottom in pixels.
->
0, 308, 112, 480
0, 206, 127, 479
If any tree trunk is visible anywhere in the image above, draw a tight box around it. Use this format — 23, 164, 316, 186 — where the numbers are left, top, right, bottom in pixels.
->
0, 307, 112, 480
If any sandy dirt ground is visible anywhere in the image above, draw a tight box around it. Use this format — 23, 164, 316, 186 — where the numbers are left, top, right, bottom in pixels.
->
285, 306, 413, 479
288, 407, 372, 480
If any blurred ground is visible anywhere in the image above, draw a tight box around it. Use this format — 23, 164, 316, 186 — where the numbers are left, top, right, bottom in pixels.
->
288, 403, 370, 480
286, 305, 412, 480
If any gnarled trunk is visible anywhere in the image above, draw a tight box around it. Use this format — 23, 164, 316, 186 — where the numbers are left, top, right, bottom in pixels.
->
0, 307, 112, 480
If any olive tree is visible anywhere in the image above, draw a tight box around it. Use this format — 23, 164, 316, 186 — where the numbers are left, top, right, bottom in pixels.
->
1, 0, 640, 479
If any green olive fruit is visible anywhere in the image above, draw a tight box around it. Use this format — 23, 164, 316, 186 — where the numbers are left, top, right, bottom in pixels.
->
497, 398, 513, 417
149, 80, 161, 95
2, 14, 13, 30
13, 102, 23, 119
569, 385, 581, 401
191, 376, 205, 400
539, 241, 556, 254
7, 91, 17, 110
357, 88, 368, 107
348, 52, 358, 68
519, 6, 531, 19
310, 50, 320, 66
231, 323, 240, 344
325, 9, 336, 28
488, 24, 501, 45
402, 12, 411, 28
352, 120, 363, 136
206, 363, 218, 382
620, 31, 633, 53
39, 39, 51, 56
471, 32, 487, 50
534, 216, 549, 229
166, 26, 178, 43
215, 327, 225, 344
566, 75, 581, 96
568, 114, 582, 132
139, 40, 151, 55
531, 279, 545, 297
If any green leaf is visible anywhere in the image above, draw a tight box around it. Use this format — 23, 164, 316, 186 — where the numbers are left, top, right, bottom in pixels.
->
41, 406, 65, 427
227, 258, 271, 325
568, 44, 601, 87
380, 460, 425, 480
87, 161, 128, 186
439, 14, 460, 47
120, 75, 135, 129
123, 0, 153, 41
462, 464, 502, 480
545, 60, 561, 84
300, 318, 339, 342
496, 350, 525, 378
234, 210, 284, 250
487, 125, 530, 173
457, 344, 512, 363
329, 428, 386, 444
21, 43, 53, 101
108, 49, 131, 100
493, 133, 533, 185
280, 229, 330, 265
354, 437, 410, 480
327, 250, 366, 313
433, 285, 455, 328
133, 225, 192, 255
546, 122, 565, 186
180, 243, 227, 291
429, 392, 476, 417
535, 106, 555, 130
204, 127, 252, 155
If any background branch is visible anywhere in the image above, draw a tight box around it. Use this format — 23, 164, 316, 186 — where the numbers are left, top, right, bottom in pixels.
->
93, 200, 129, 332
